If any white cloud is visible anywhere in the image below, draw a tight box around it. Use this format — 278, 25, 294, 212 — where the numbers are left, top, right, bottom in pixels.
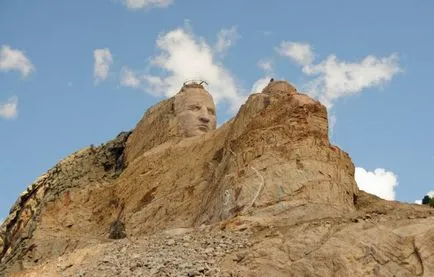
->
0, 96, 18, 120
250, 76, 271, 93
214, 26, 239, 55
120, 66, 141, 88
257, 59, 273, 73
355, 167, 398, 201
125, 26, 245, 110
0, 45, 34, 77
93, 48, 113, 84
120, 0, 173, 10
254, 58, 274, 94
304, 54, 401, 108
277, 42, 402, 108
277, 41, 314, 66
415, 191, 434, 204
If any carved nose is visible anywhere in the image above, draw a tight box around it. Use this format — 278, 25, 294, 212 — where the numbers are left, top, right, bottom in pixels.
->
199, 107, 210, 123
200, 116, 210, 123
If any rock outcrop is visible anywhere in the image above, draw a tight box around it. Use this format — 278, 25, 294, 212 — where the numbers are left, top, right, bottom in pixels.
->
1, 81, 433, 276
0, 132, 130, 273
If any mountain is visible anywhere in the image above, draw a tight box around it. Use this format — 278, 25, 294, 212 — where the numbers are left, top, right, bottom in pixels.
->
1, 81, 433, 276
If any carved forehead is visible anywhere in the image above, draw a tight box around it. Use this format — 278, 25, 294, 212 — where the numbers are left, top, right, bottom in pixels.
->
174, 88, 215, 111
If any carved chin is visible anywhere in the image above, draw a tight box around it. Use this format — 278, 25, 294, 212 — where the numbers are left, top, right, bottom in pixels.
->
185, 127, 208, 137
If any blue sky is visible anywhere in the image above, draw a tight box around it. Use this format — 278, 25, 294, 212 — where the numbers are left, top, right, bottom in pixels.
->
1, 0, 433, 219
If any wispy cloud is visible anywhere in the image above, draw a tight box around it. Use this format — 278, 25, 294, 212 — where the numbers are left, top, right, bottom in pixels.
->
250, 76, 272, 93
355, 167, 398, 201
0, 96, 18, 120
0, 45, 34, 77
277, 41, 314, 66
93, 48, 113, 84
257, 58, 273, 73
277, 42, 402, 108
120, 66, 141, 89
214, 26, 239, 56
262, 30, 272, 37
119, 0, 173, 10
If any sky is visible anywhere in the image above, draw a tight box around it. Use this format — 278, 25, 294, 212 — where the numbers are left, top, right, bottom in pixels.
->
1, 0, 434, 220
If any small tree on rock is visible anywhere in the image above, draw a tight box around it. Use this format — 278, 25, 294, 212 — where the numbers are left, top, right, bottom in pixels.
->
422, 195, 431, 205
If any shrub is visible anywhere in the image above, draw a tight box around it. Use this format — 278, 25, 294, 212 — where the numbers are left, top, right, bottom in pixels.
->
422, 195, 431, 205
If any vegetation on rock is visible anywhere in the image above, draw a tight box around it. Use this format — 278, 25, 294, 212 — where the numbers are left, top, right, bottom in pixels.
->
422, 195, 434, 207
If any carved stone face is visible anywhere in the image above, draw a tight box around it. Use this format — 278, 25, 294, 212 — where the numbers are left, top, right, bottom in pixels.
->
174, 88, 217, 137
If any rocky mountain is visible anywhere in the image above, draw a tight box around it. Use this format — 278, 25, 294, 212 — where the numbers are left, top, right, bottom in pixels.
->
1, 80, 433, 277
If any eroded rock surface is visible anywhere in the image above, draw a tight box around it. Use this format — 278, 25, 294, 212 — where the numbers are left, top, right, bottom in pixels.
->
1, 81, 433, 276
0, 132, 130, 273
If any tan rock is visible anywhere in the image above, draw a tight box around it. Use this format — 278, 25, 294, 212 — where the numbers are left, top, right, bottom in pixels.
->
262, 79, 297, 95
1, 80, 433, 277
174, 83, 216, 137
123, 82, 216, 166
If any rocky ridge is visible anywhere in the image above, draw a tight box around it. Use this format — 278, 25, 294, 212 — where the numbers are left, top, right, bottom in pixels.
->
0, 132, 130, 273
1, 80, 433, 276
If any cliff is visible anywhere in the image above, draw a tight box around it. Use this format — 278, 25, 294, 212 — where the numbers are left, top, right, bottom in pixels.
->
1, 81, 433, 277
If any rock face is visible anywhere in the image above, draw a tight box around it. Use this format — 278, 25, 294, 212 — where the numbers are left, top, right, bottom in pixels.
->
0, 132, 131, 273
1, 81, 433, 276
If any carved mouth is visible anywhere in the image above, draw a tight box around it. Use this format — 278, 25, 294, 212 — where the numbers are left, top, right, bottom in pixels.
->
198, 125, 209, 132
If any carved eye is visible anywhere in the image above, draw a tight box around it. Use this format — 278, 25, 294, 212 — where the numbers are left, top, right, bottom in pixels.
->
208, 108, 216, 116
189, 105, 201, 111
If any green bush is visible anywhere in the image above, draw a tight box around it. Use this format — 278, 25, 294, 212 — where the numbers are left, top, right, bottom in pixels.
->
422, 195, 431, 205
421, 195, 434, 207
